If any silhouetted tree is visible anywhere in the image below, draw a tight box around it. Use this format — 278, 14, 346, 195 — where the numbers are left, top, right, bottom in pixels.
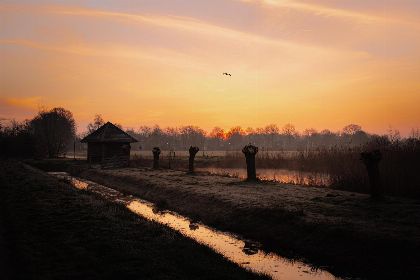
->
179, 126, 206, 148
242, 144, 258, 181
319, 129, 336, 147
188, 146, 199, 173
361, 150, 382, 198
209, 127, 225, 150
165, 127, 180, 150
124, 123, 419, 151
152, 147, 161, 169
302, 128, 318, 149
264, 124, 279, 149
387, 127, 401, 143
282, 123, 297, 149
352, 130, 369, 146
303, 128, 318, 137
150, 126, 165, 148
342, 124, 362, 135
410, 128, 420, 140
226, 126, 245, 150
210, 127, 225, 139
30, 108, 76, 158
87, 114, 105, 133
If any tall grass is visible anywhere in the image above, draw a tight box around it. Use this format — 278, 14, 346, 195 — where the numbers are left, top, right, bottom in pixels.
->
210, 140, 420, 197
129, 138, 420, 198
300, 140, 420, 197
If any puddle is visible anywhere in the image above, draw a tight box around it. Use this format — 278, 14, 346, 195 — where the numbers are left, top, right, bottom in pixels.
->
49, 172, 342, 280
196, 167, 331, 186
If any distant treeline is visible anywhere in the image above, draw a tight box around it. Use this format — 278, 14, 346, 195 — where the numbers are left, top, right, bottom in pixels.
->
2, 110, 419, 157
123, 123, 418, 151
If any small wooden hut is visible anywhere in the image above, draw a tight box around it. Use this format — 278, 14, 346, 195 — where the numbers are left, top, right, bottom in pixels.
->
81, 122, 138, 167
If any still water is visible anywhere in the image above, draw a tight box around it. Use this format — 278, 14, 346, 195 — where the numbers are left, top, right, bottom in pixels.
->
48, 172, 341, 280
197, 167, 331, 186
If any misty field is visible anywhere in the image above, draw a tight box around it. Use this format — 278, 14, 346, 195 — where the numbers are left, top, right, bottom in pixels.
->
126, 139, 420, 198
66, 143, 420, 198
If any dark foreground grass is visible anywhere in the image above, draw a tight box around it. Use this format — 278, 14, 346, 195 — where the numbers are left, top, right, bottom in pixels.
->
0, 160, 265, 280
69, 166, 420, 280
26, 159, 420, 279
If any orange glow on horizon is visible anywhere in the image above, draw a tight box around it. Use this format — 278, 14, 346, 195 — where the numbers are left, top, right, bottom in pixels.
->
1, 1, 419, 135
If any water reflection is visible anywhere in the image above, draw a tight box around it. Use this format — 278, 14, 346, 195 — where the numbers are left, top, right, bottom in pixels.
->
48, 172, 341, 280
197, 168, 331, 186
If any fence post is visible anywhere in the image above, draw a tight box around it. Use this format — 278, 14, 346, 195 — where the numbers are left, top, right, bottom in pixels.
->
360, 149, 382, 198
152, 147, 161, 169
242, 144, 258, 181
188, 146, 200, 173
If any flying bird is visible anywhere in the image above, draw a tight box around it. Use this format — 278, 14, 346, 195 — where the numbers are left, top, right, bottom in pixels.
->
222, 72, 231, 76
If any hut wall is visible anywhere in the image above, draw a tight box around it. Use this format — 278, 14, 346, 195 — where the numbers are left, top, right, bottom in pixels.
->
87, 142, 131, 167
87, 143, 103, 163
102, 143, 131, 168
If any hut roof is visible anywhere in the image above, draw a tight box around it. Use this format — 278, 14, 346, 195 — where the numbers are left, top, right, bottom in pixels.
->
81, 122, 138, 143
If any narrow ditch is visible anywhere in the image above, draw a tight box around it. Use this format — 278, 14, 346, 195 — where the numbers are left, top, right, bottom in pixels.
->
48, 172, 342, 280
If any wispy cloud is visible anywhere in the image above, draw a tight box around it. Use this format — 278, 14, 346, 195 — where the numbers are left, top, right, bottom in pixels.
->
240, 0, 420, 27
1, 96, 43, 110
0, 39, 207, 69
1, 2, 418, 134
0, 4, 367, 57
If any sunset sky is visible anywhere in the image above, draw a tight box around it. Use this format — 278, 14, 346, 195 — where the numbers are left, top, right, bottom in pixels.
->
1, 0, 419, 135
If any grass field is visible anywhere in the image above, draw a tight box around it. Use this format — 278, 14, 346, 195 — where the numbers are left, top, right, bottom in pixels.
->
126, 145, 420, 198
0, 160, 264, 280
54, 160, 419, 280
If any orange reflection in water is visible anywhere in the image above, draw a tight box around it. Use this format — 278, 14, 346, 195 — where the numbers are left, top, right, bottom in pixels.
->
49, 172, 341, 280
127, 200, 338, 280
197, 167, 331, 186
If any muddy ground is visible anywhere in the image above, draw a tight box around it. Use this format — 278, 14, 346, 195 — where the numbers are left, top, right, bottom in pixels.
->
0, 160, 265, 279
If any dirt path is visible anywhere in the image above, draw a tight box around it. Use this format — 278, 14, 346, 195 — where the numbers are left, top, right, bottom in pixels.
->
73, 167, 420, 279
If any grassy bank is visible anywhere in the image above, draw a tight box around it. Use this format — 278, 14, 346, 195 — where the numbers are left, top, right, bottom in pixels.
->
0, 160, 264, 280
44, 161, 420, 280
130, 140, 420, 198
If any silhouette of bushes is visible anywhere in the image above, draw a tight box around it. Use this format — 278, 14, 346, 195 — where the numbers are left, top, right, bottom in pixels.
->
0, 120, 35, 158
0, 108, 76, 158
